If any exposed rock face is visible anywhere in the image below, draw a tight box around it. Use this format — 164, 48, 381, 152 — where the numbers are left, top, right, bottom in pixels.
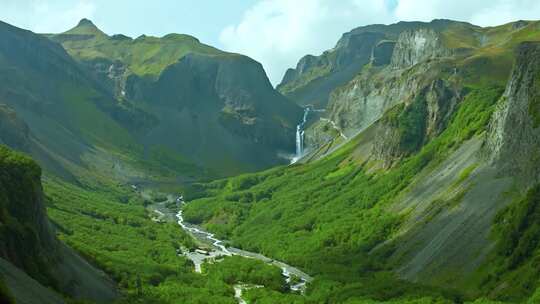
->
334, 31, 387, 69
372, 40, 396, 66
277, 31, 386, 107
423, 79, 461, 138
487, 42, 540, 185
278, 20, 471, 108
387, 42, 540, 287
152, 53, 300, 148
325, 61, 441, 138
371, 79, 460, 167
83, 58, 130, 100
390, 28, 449, 69
280, 55, 330, 86
512, 20, 530, 30
0, 148, 57, 274
122, 53, 302, 174
304, 24, 462, 157
51, 19, 302, 175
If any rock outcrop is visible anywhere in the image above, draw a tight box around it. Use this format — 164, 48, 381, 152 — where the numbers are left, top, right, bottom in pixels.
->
278, 20, 472, 108
0, 146, 118, 303
390, 28, 450, 69
277, 31, 386, 107
487, 41, 540, 185
371, 79, 460, 167
372, 40, 396, 66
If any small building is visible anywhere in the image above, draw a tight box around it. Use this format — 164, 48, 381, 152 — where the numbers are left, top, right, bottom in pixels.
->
195, 249, 209, 255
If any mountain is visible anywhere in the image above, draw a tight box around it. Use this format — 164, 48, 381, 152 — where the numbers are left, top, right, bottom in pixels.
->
0, 18, 302, 303
51, 19, 302, 176
276, 20, 458, 108
182, 21, 540, 303
0, 145, 117, 303
0, 19, 151, 184
277, 19, 536, 114
0, 18, 301, 190
287, 19, 540, 156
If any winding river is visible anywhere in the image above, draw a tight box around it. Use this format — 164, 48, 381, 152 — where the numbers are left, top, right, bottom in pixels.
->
148, 191, 313, 303
145, 191, 312, 303
174, 199, 312, 292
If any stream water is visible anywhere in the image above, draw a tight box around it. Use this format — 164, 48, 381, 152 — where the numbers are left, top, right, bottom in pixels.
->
174, 199, 312, 294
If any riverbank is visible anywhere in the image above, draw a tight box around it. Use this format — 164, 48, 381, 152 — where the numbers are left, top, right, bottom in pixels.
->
145, 192, 313, 294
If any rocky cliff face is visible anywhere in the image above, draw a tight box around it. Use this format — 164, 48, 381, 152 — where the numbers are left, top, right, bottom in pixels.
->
301, 19, 532, 161
277, 31, 386, 107
323, 53, 450, 137
131, 52, 302, 173
53, 20, 302, 175
390, 28, 450, 69
278, 20, 474, 109
371, 79, 460, 167
83, 58, 130, 100
487, 42, 540, 185
372, 40, 396, 66
0, 147, 57, 276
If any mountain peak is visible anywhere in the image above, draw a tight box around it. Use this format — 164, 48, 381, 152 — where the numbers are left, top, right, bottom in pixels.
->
63, 18, 106, 37
77, 18, 96, 27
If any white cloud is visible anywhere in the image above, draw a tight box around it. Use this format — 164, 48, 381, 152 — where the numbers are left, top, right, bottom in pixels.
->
219, 0, 394, 85
220, 0, 540, 86
394, 0, 540, 26
0, 0, 96, 33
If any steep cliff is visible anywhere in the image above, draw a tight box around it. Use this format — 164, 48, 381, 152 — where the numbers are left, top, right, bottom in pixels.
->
0, 19, 149, 183
487, 42, 540, 185
0, 145, 117, 303
52, 19, 302, 176
301, 20, 540, 161
371, 79, 460, 167
277, 20, 474, 108
390, 28, 450, 69
277, 31, 385, 107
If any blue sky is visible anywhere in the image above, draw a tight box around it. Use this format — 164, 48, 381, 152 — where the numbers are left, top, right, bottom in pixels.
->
1, 0, 539, 84
1, 1, 258, 43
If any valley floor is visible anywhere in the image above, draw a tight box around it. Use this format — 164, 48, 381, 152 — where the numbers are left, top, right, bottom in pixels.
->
41, 176, 540, 304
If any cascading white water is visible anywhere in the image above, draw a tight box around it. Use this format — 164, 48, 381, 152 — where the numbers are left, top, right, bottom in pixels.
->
295, 125, 303, 157
293, 107, 310, 163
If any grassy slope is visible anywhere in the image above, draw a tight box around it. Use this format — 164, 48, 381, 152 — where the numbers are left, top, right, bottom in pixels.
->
55, 20, 224, 79
181, 21, 540, 303
44, 175, 288, 304
465, 184, 540, 301
181, 85, 503, 303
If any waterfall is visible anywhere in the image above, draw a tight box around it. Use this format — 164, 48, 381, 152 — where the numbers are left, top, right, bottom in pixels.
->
293, 107, 310, 163
296, 125, 303, 156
